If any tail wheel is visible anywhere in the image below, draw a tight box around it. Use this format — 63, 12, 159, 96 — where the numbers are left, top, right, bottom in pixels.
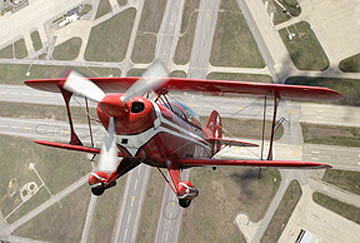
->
91, 186, 105, 196
179, 198, 192, 208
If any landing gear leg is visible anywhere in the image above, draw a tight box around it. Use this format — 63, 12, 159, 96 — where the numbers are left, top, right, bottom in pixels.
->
179, 198, 192, 208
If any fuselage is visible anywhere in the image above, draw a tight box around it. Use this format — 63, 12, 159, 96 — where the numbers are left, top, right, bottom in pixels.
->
97, 94, 212, 168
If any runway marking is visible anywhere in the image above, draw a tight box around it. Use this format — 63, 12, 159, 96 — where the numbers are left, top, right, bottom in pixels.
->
205, 13, 210, 18
34, 94, 42, 97
63, 130, 69, 134
357, 162, 360, 165
134, 179, 138, 190
11, 92, 18, 95
289, 110, 294, 114
171, 202, 175, 207
12, 126, 20, 129
165, 230, 169, 241
169, 22, 174, 26
311, 151, 320, 154
0, 124, 8, 128
189, 103, 194, 107
127, 213, 131, 223
311, 157, 319, 161
24, 126, 30, 130
316, 116, 323, 119
237, 106, 242, 110
293, 151, 297, 156
131, 196, 135, 201
123, 228, 128, 240
317, 109, 324, 113
131, 198, 135, 207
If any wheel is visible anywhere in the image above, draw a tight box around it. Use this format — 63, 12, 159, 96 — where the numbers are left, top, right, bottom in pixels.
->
179, 198, 192, 208
91, 186, 105, 196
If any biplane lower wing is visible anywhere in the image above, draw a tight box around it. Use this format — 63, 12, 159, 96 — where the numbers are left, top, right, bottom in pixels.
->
25, 77, 343, 102
179, 158, 331, 169
34, 140, 122, 157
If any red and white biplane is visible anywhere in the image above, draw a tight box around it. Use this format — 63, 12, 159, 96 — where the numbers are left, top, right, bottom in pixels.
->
25, 62, 342, 208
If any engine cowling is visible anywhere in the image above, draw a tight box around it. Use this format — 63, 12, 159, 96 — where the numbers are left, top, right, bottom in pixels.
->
177, 181, 199, 200
88, 171, 109, 188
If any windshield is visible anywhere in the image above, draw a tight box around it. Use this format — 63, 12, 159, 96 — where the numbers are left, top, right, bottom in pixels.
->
171, 101, 201, 126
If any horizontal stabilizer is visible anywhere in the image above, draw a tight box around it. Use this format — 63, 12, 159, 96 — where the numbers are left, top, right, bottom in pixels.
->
179, 158, 331, 169
206, 138, 258, 147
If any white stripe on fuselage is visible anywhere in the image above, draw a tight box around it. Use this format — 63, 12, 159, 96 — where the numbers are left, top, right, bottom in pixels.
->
115, 102, 211, 157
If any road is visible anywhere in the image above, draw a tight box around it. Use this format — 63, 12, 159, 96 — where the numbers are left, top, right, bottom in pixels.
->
188, 0, 220, 79
80, 195, 97, 243
113, 164, 149, 243
156, 1, 221, 242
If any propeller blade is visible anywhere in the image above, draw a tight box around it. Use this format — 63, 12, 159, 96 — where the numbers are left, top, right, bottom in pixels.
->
121, 60, 168, 102
63, 71, 106, 102
97, 117, 118, 172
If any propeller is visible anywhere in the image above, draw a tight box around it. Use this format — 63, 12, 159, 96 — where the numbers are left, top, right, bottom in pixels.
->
121, 60, 168, 102
96, 117, 118, 172
61, 60, 168, 173
63, 71, 106, 102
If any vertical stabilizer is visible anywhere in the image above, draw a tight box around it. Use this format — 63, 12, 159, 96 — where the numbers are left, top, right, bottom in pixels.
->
204, 110, 222, 155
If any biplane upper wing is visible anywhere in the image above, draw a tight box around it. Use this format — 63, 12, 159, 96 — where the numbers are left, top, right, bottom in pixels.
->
179, 158, 331, 169
25, 77, 343, 101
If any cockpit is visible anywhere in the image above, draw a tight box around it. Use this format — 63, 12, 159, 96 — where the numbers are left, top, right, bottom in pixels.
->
167, 101, 201, 128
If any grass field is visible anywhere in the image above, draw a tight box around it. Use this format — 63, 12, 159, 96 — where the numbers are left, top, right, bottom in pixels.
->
13, 184, 91, 242
88, 175, 128, 243
0, 64, 121, 84
117, 0, 127, 6
180, 0, 200, 34
137, 0, 167, 33
179, 167, 281, 243
201, 117, 284, 141
301, 122, 360, 147
339, 53, 360, 72
0, 135, 91, 224
173, 12, 198, 65
135, 168, 165, 243
313, 192, 360, 224
131, 34, 157, 63
207, 72, 273, 83
170, 70, 187, 78
286, 76, 360, 106
279, 21, 329, 71
53, 37, 82, 61
0, 44, 14, 58
272, 1, 291, 25
278, 0, 301, 17
14, 39, 28, 59
85, 8, 136, 62
127, 69, 145, 76
131, 0, 167, 63
0, 101, 97, 125
30, 31, 42, 51
95, 0, 112, 19
210, 0, 265, 68
322, 169, 360, 195
261, 180, 302, 243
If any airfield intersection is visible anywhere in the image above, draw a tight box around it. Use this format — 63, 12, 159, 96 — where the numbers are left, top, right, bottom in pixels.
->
1, 0, 360, 242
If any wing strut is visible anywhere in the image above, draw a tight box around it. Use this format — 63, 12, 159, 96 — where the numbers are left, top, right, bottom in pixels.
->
58, 86, 83, 146
260, 94, 267, 160
267, 92, 280, 160
85, 97, 95, 147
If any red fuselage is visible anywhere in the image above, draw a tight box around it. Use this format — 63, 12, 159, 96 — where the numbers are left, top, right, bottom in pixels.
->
97, 94, 212, 168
